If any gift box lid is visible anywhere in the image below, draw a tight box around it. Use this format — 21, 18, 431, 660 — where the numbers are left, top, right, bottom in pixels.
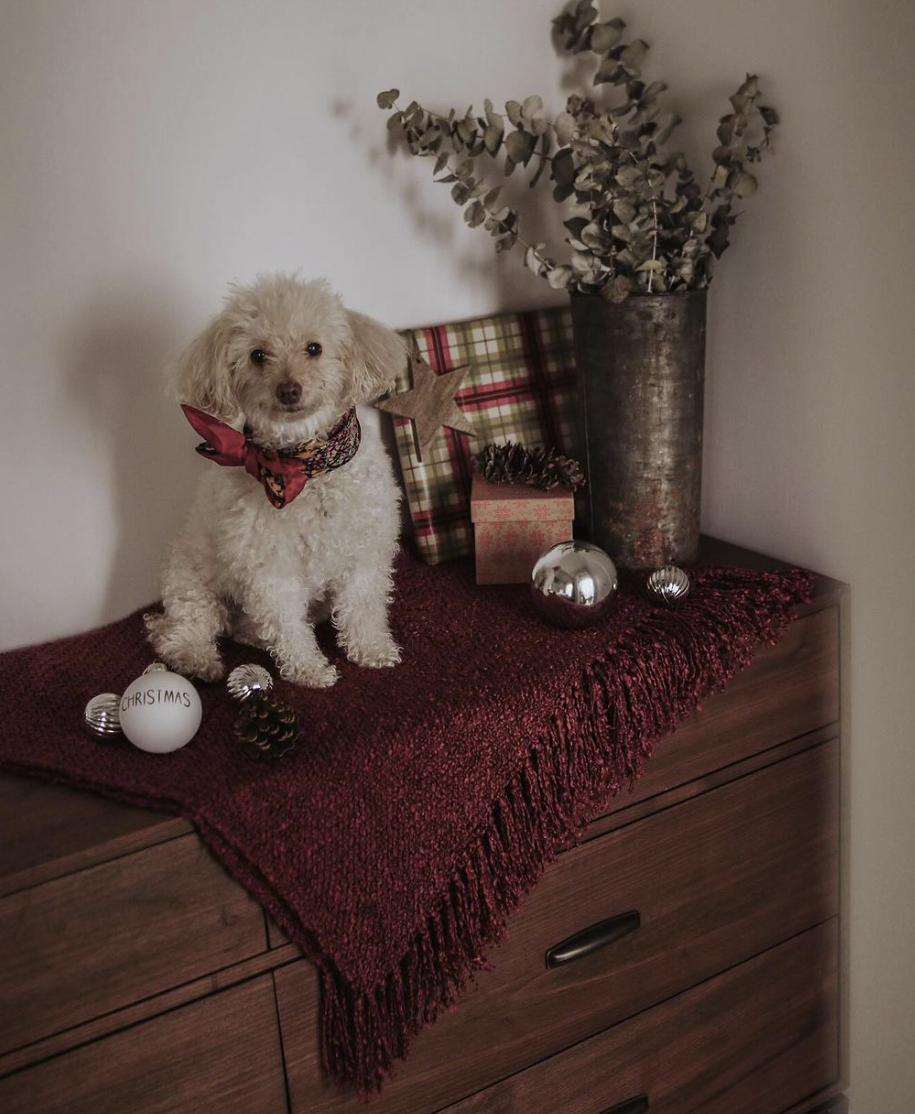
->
470, 474, 575, 523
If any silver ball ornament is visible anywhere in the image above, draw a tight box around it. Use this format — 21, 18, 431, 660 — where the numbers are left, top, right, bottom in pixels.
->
226, 664, 274, 702
84, 693, 123, 739
531, 540, 619, 629
647, 564, 691, 606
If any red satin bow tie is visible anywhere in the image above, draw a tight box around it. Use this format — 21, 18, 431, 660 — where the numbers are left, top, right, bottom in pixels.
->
181, 404, 362, 508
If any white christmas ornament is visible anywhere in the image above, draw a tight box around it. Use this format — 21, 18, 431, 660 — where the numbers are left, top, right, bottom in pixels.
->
119, 671, 202, 754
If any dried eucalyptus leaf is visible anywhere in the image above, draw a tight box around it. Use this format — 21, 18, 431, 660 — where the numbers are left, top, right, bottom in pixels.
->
505, 129, 536, 165
483, 124, 504, 155
594, 58, 624, 85
738, 74, 760, 97
506, 100, 523, 127
554, 111, 576, 146
522, 95, 544, 120
456, 117, 477, 144
590, 21, 624, 52
616, 164, 642, 187
451, 183, 470, 205
547, 265, 575, 290
376, 89, 399, 110
601, 274, 633, 303
621, 39, 649, 71
612, 198, 636, 223
730, 169, 758, 198
525, 245, 547, 275
464, 200, 486, 228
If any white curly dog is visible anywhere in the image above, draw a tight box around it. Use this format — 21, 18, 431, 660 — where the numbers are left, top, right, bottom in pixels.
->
146, 274, 405, 688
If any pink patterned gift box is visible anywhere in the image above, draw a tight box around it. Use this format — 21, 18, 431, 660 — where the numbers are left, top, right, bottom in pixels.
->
471, 475, 574, 585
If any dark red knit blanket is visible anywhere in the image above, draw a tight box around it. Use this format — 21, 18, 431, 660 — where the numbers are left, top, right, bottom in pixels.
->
0, 553, 812, 1093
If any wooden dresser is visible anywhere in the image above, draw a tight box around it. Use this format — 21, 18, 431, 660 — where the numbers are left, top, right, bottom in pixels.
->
0, 539, 847, 1114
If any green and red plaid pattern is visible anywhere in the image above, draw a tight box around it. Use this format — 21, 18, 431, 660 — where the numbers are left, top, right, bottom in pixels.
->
390, 306, 577, 564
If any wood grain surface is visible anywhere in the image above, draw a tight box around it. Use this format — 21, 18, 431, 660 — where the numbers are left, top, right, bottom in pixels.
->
443, 920, 839, 1114
594, 605, 838, 825
0, 976, 288, 1114
276, 741, 839, 1114
0, 775, 191, 898
0, 835, 267, 1055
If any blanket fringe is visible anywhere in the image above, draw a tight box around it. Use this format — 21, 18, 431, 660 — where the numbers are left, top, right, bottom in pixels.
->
320, 566, 815, 1093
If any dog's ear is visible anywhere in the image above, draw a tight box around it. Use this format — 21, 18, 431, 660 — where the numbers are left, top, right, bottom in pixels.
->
166, 313, 240, 422
344, 310, 409, 405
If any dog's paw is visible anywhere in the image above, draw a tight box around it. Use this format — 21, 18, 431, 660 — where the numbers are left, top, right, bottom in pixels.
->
346, 639, 402, 669
279, 658, 340, 689
145, 616, 225, 682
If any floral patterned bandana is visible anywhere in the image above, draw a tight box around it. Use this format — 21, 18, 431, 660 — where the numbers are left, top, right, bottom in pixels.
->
181, 404, 361, 508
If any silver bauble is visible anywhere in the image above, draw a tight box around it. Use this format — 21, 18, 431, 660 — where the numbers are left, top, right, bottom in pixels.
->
226, 663, 274, 702
531, 540, 619, 629
84, 693, 123, 738
647, 564, 691, 606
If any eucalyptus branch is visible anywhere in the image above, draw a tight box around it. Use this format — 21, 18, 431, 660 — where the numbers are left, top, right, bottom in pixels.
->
375, 6, 778, 301
391, 98, 556, 276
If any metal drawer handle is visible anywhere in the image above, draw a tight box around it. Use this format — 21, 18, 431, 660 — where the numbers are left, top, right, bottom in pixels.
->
544, 910, 641, 969
599, 1098, 649, 1114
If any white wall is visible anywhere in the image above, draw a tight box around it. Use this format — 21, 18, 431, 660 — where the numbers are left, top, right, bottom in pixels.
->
1, 1, 913, 1108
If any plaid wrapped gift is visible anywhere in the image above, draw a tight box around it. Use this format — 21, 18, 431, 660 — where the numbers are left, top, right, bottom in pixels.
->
389, 306, 577, 565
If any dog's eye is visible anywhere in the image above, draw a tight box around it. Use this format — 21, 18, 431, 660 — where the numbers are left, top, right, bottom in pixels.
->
250, 348, 268, 366
305, 342, 322, 358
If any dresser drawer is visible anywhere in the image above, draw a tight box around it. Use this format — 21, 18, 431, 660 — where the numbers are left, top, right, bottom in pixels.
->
0, 835, 267, 1054
604, 605, 839, 820
276, 740, 839, 1114
0, 975, 287, 1114
445, 920, 839, 1114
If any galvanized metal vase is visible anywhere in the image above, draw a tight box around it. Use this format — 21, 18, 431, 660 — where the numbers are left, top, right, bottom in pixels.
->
570, 289, 707, 568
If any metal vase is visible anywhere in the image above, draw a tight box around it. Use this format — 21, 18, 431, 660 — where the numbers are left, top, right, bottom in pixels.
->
570, 289, 707, 569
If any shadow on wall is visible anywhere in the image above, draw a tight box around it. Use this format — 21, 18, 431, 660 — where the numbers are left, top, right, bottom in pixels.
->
330, 96, 560, 320
63, 283, 197, 623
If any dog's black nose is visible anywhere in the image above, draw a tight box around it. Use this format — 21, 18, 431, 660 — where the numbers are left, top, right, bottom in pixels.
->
276, 380, 302, 405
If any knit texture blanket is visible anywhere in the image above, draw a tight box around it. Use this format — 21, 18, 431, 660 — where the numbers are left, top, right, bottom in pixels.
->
0, 553, 813, 1093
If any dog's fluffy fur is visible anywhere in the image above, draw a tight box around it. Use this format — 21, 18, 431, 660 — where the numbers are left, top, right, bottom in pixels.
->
145, 274, 405, 688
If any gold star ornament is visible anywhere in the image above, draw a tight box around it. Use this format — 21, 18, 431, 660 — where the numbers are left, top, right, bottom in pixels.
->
375, 350, 476, 461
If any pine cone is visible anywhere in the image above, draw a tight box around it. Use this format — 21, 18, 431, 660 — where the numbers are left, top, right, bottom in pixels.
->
472, 440, 585, 492
234, 693, 300, 760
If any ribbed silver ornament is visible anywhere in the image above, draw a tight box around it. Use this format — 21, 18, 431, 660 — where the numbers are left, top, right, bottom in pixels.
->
84, 693, 123, 738
226, 663, 274, 702
647, 564, 691, 606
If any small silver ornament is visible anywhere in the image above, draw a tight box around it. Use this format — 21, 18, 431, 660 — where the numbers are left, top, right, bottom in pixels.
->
531, 540, 619, 629
142, 661, 169, 675
647, 564, 691, 606
226, 663, 274, 702
84, 693, 123, 738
